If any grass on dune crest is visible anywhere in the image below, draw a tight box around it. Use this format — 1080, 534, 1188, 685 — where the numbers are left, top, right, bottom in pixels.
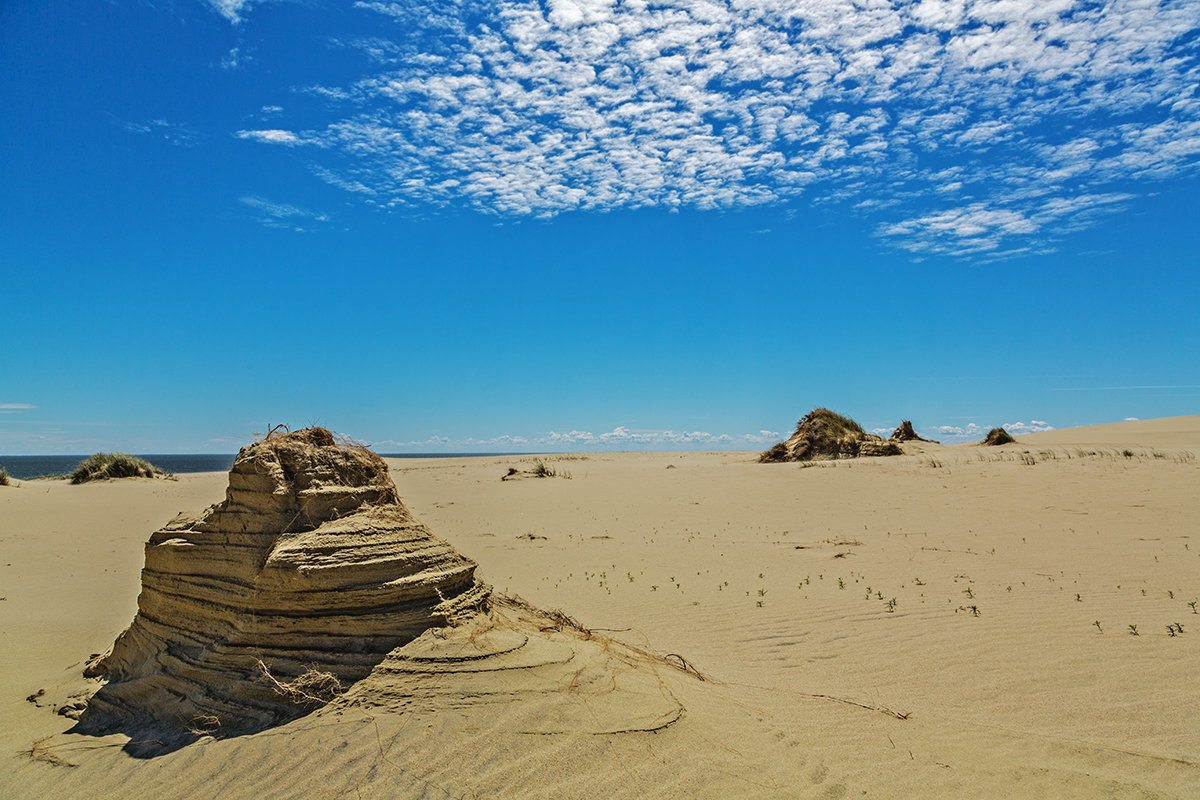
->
69, 453, 172, 484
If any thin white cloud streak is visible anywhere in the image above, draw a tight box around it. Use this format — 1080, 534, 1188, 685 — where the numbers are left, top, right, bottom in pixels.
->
0, 403, 37, 413
207, 0, 267, 25
375, 426, 782, 451
375, 419, 1065, 449
929, 419, 1054, 441
238, 195, 329, 230
235, 0, 1200, 257
120, 118, 199, 147
236, 129, 301, 145
1052, 385, 1200, 391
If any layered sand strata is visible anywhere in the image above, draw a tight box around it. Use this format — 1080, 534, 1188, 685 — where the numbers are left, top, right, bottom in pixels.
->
78, 428, 490, 739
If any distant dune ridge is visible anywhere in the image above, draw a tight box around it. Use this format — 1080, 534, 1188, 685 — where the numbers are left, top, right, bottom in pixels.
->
760, 408, 902, 462
76, 427, 491, 745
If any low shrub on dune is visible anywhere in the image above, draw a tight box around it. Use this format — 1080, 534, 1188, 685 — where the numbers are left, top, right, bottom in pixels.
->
981, 427, 1016, 446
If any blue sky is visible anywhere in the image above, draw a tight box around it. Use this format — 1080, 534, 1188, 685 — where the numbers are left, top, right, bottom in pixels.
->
2, 0, 1198, 454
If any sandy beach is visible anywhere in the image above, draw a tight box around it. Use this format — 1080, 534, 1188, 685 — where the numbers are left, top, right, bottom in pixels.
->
3, 416, 1198, 798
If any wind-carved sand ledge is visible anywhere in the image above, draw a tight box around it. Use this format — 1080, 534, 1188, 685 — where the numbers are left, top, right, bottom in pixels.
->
72, 428, 688, 755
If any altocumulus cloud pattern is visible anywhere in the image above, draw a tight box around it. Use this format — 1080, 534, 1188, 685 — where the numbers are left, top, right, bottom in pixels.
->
233, 0, 1200, 257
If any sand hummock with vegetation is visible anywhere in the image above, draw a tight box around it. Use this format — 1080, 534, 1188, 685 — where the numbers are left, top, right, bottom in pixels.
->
3, 416, 1199, 798
760, 408, 902, 462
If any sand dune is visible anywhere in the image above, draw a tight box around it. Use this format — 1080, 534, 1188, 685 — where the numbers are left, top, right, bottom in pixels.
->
1018, 415, 1200, 449
3, 417, 1198, 798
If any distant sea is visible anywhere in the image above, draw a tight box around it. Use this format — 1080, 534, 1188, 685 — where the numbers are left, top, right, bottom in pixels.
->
0, 452, 522, 480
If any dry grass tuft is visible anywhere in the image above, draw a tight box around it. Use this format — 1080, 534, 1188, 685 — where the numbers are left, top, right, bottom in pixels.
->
187, 715, 222, 736
19, 737, 77, 768
256, 660, 345, 706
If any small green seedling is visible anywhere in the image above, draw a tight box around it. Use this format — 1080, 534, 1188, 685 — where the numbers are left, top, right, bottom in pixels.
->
886, 598, 897, 613
1189, 601, 1197, 614
963, 587, 975, 599
1128, 624, 1139, 636
969, 605, 980, 617
1093, 620, 1103, 633
838, 578, 845, 589
1075, 593, 1082, 602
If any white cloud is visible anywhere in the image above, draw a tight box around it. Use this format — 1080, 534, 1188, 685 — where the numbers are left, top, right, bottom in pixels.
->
928, 419, 1055, 441
208, 0, 258, 24
234, 1, 1200, 257
236, 129, 302, 145
120, 118, 199, 147
238, 195, 329, 230
1002, 420, 1055, 435
0, 403, 36, 413
221, 47, 246, 70
374, 425, 779, 451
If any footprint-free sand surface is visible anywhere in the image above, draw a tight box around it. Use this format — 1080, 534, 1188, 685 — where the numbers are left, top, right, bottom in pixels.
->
3, 416, 1198, 798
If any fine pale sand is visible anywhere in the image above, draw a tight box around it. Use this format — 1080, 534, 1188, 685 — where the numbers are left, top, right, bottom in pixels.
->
3, 417, 1198, 798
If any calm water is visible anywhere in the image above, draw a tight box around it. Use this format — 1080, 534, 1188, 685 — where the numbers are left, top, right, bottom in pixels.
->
0, 453, 521, 480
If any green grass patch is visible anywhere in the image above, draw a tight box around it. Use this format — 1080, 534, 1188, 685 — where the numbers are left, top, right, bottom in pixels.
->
69, 453, 171, 484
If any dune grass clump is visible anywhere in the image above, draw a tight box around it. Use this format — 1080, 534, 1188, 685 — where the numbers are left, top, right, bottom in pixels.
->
0, 467, 10, 486
981, 427, 1016, 446
69, 452, 169, 484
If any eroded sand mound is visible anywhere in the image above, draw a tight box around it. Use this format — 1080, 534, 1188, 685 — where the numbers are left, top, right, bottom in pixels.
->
77, 428, 490, 745
889, 420, 936, 443
350, 597, 687, 736
760, 408, 901, 462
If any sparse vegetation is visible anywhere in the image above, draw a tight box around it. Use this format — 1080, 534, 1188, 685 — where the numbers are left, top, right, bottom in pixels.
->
501, 460, 572, 481
1128, 624, 1139, 636
69, 452, 170, 484
0, 467, 10, 486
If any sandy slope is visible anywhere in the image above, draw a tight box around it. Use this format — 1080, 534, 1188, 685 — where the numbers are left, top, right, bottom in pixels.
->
2, 417, 1198, 798
1018, 415, 1200, 449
